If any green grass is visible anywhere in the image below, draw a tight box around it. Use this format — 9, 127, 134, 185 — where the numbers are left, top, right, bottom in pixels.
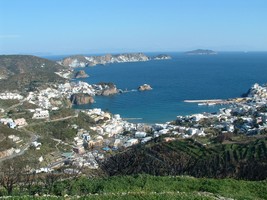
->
3, 193, 217, 200
49, 108, 75, 120
0, 99, 20, 109
2, 175, 267, 199
0, 124, 30, 151
27, 112, 98, 142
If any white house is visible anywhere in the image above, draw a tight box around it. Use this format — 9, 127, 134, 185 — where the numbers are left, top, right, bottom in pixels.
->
14, 118, 27, 127
124, 138, 138, 147
32, 141, 42, 148
8, 122, 16, 129
141, 136, 152, 144
135, 131, 147, 138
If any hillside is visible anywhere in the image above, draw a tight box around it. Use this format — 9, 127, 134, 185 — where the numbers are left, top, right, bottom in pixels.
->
0, 55, 67, 92
102, 137, 267, 180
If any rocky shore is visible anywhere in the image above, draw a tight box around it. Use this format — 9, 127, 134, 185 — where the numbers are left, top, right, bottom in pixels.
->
95, 82, 119, 96
74, 70, 89, 78
70, 93, 94, 105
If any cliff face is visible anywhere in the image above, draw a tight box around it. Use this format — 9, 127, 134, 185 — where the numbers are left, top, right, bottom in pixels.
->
74, 70, 89, 78
94, 82, 119, 96
70, 93, 94, 105
59, 53, 171, 68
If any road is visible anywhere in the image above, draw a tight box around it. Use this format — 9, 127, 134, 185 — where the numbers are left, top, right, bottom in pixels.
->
0, 129, 38, 162
0, 111, 78, 162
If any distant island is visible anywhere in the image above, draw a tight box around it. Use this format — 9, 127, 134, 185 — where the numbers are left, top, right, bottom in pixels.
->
185, 49, 217, 55
58, 53, 172, 68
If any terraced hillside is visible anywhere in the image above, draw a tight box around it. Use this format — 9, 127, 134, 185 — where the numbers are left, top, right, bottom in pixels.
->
102, 137, 267, 180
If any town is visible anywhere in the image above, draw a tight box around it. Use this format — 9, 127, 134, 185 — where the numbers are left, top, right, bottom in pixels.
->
1, 78, 267, 174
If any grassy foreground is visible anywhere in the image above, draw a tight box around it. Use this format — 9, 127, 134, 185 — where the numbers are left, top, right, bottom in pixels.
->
1, 174, 267, 199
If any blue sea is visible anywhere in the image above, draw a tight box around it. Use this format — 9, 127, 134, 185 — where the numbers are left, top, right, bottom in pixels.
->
45, 52, 267, 123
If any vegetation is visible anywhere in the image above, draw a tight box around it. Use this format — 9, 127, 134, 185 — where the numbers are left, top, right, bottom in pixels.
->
102, 137, 267, 180
27, 112, 97, 142
49, 108, 76, 120
0, 99, 20, 109
0, 55, 67, 92
0, 124, 30, 151
0, 174, 266, 199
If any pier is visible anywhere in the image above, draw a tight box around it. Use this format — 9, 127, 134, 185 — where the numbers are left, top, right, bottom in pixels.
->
122, 118, 143, 120
183, 98, 244, 106
184, 99, 223, 103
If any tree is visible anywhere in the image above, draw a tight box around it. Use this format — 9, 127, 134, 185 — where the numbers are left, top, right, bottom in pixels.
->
0, 159, 23, 195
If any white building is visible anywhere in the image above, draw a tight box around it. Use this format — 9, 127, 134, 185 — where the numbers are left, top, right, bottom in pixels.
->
32, 109, 49, 119
141, 136, 153, 144
124, 138, 139, 147
135, 131, 147, 138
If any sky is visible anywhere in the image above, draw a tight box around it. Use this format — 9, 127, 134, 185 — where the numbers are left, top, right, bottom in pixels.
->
0, 0, 267, 55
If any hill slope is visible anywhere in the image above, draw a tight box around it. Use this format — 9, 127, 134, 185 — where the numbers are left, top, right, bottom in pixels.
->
102, 137, 267, 180
0, 55, 67, 92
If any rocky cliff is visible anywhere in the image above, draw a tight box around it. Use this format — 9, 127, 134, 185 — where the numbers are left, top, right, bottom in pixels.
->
59, 53, 172, 68
153, 54, 171, 60
74, 70, 89, 78
94, 82, 119, 96
70, 93, 94, 105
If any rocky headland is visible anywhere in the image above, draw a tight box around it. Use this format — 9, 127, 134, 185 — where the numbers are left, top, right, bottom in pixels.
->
70, 93, 94, 105
95, 82, 119, 96
74, 70, 89, 78
59, 53, 172, 68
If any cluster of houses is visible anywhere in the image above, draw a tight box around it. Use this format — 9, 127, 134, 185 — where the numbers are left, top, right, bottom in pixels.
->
0, 148, 21, 159
0, 92, 23, 100
0, 135, 23, 159
30, 109, 50, 119
24, 81, 118, 111
83, 109, 136, 137
0, 117, 27, 129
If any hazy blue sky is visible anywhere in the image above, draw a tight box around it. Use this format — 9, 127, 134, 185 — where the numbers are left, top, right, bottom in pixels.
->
0, 0, 266, 55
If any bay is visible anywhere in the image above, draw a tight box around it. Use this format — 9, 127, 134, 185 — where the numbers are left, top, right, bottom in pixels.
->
51, 52, 267, 123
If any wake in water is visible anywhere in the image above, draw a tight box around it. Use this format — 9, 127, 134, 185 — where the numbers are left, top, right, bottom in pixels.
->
120, 89, 138, 93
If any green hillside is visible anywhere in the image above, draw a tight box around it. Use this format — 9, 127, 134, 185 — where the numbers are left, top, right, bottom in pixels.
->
0, 55, 67, 92
102, 137, 267, 180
